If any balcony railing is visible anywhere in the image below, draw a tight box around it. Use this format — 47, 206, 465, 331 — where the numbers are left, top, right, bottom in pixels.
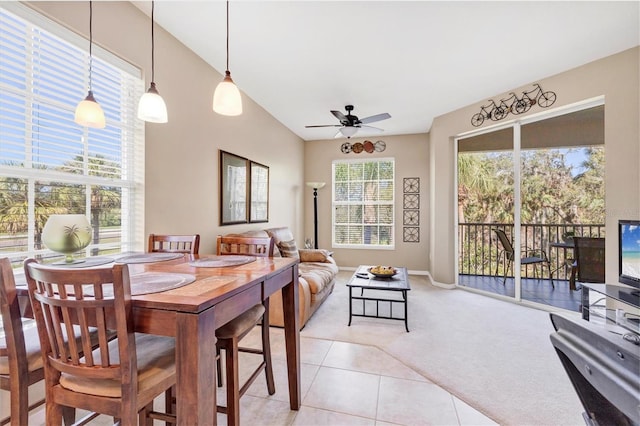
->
458, 223, 605, 280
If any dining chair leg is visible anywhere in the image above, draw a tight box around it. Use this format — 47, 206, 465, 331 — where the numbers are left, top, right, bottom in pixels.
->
164, 387, 175, 426
45, 401, 63, 426
9, 380, 29, 426
61, 406, 75, 426
224, 338, 241, 426
216, 346, 223, 387
262, 299, 275, 395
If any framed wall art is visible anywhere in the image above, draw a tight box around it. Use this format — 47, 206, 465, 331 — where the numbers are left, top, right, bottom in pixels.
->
220, 151, 248, 225
250, 161, 269, 223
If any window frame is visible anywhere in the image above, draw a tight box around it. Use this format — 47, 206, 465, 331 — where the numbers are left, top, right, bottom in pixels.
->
332, 157, 395, 250
0, 3, 145, 266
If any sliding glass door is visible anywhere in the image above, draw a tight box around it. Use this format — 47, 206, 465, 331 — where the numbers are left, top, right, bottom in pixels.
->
457, 102, 605, 311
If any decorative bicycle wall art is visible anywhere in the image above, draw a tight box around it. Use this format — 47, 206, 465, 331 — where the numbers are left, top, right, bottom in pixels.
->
471, 84, 557, 127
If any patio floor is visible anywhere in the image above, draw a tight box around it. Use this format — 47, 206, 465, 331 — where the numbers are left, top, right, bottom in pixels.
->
458, 275, 582, 312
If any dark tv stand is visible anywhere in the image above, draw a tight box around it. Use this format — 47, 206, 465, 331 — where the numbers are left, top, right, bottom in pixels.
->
581, 283, 640, 335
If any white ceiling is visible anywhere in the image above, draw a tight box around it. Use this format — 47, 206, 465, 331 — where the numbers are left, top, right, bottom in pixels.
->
132, 1, 639, 141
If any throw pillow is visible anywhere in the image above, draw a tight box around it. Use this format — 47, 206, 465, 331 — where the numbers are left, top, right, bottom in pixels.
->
278, 239, 299, 258
299, 249, 329, 263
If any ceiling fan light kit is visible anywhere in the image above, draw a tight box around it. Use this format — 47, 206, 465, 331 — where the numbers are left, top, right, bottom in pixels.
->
306, 104, 391, 139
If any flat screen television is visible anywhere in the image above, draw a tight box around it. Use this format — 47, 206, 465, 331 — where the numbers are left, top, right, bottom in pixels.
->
619, 219, 640, 290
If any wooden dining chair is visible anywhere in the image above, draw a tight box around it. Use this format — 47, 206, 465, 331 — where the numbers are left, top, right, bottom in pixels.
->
148, 234, 200, 254
0, 257, 46, 426
23, 258, 177, 425
215, 235, 275, 425
216, 235, 274, 257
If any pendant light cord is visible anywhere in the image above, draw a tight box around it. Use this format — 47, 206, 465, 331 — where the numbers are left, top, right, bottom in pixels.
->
88, 1, 93, 90
151, 1, 155, 83
225, 0, 229, 73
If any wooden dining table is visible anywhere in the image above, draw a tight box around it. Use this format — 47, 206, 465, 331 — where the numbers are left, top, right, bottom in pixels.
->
18, 254, 301, 425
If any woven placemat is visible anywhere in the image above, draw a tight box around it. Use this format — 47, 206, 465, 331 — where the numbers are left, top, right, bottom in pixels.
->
130, 272, 195, 295
189, 255, 256, 268
85, 272, 196, 297
114, 252, 183, 264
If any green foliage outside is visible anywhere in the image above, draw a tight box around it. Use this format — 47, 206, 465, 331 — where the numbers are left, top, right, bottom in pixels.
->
0, 154, 122, 256
458, 147, 605, 278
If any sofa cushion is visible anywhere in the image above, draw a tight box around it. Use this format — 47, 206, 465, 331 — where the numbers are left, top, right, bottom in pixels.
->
278, 239, 299, 258
299, 261, 339, 294
299, 249, 331, 263
264, 227, 295, 257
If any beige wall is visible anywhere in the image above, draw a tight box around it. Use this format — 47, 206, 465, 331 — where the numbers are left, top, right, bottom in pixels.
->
26, 1, 306, 254
430, 47, 640, 284
304, 133, 430, 271
18, 3, 640, 276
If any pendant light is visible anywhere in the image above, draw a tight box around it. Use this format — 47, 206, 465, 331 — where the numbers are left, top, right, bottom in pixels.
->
137, 1, 168, 123
213, 0, 242, 116
74, 1, 106, 129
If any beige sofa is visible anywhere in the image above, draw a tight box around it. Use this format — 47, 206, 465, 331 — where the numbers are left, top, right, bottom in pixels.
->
224, 226, 338, 329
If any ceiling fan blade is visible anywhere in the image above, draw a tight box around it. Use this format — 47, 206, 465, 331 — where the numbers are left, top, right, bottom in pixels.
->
305, 124, 342, 128
359, 113, 391, 124
331, 110, 348, 124
359, 125, 384, 133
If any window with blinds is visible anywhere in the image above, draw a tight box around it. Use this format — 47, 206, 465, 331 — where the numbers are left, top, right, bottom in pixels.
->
332, 158, 395, 249
0, 3, 145, 266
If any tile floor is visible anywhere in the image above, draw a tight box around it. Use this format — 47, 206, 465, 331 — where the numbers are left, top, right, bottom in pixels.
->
24, 327, 497, 425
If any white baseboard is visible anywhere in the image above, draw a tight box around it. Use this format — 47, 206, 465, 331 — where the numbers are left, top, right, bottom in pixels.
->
337, 266, 456, 289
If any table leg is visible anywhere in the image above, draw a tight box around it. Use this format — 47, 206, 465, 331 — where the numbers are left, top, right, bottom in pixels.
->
348, 286, 353, 326
175, 308, 217, 425
281, 264, 301, 410
403, 290, 409, 332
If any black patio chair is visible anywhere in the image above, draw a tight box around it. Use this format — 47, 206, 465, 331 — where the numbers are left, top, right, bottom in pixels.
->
493, 228, 553, 287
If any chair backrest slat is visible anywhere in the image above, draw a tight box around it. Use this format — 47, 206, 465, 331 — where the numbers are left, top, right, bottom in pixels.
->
148, 234, 200, 254
217, 236, 274, 257
24, 259, 133, 381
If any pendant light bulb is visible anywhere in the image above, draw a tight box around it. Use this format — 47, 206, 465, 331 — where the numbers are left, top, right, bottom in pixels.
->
75, 90, 106, 128
75, 1, 106, 129
138, 1, 168, 123
138, 83, 168, 123
213, 71, 242, 116
213, 1, 242, 116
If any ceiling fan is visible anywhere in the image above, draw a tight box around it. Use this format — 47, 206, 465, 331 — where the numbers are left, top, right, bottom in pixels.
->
305, 105, 391, 139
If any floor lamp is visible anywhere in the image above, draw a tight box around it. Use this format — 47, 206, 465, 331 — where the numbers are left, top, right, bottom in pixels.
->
306, 182, 326, 249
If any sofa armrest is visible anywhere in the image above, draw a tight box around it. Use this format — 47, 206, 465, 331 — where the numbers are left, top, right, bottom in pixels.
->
268, 275, 312, 328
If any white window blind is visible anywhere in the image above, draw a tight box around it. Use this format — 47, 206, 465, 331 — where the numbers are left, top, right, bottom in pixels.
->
332, 158, 395, 249
0, 3, 145, 266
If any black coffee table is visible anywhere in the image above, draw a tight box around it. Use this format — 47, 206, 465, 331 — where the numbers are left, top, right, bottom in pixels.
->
347, 265, 410, 332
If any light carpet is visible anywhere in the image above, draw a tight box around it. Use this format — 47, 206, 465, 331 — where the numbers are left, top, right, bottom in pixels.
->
300, 271, 584, 426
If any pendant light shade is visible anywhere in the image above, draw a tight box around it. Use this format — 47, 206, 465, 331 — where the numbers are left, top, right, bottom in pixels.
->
75, 91, 106, 128
138, 1, 168, 123
213, 71, 242, 116
213, 1, 242, 116
75, 1, 106, 129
